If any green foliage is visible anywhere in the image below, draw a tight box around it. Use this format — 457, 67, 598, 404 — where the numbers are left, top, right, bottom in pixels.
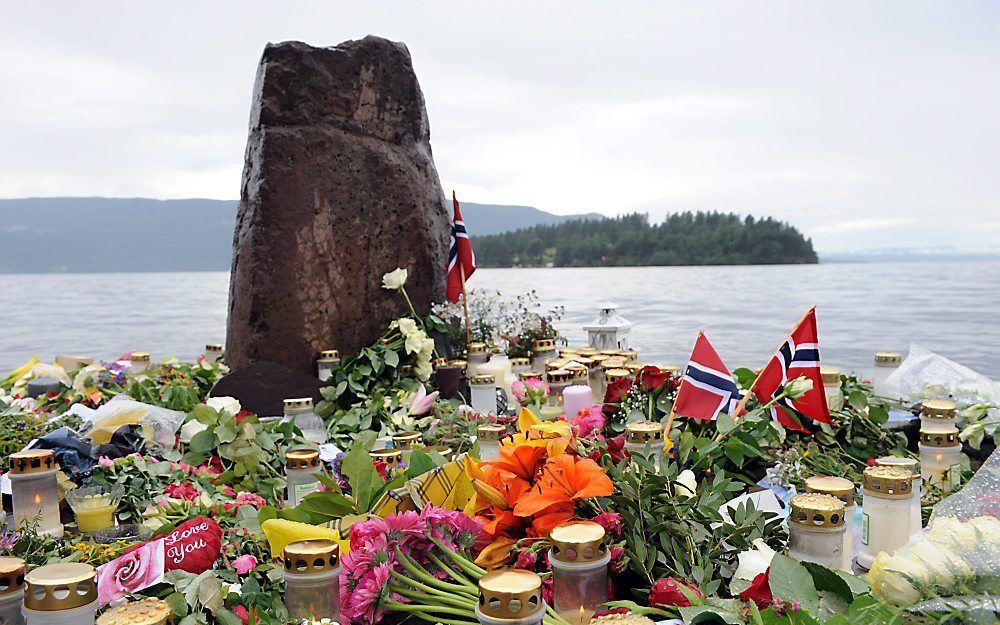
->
475, 212, 818, 267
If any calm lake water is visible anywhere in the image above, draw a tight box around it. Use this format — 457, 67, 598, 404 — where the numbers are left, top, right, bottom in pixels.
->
2, 260, 999, 378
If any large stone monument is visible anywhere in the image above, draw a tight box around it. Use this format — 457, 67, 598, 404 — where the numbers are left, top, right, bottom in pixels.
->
226, 36, 450, 373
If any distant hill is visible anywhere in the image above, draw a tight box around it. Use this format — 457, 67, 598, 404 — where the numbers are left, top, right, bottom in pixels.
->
0, 197, 599, 273
475, 212, 819, 267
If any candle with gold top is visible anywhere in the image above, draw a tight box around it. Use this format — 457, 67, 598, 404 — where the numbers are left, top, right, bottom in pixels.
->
128, 351, 151, 373
21, 563, 97, 625
549, 521, 610, 625
530, 339, 558, 373
918, 427, 962, 493
477, 423, 507, 462
0, 557, 26, 625
857, 465, 913, 570
788, 492, 847, 570
475, 569, 546, 625
467, 342, 489, 378
282, 539, 341, 622
205, 343, 224, 363
875, 456, 922, 536
919, 399, 957, 430
369, 449, 404, 472
470, 373, 497, 415
316, 349, 340, 382
96, 598, 172, 625
65, 485, 124, 534
283, 397, 326, 444
624, 422, 667, 470
871, 352, 901, 399
820, 366, 844, 412
285, 449, 323, 508
9, 450, 62, 538
804, 476, 855, 571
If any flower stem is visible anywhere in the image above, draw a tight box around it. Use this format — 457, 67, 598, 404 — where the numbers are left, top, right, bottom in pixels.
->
390, 569, 469, 601
390, 583, 476, 610
392, 549, 476, 596
545, 604, 573, 625
431, 538, 487, 577
427, 552, 478, 591
384, 601, 475, 619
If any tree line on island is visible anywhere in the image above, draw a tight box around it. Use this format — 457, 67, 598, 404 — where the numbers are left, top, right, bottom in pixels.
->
473, 211, 819, 267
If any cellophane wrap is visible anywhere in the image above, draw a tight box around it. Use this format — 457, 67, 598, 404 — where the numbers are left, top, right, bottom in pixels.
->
867, 448, 1000, 614
884, 343, 1000, 407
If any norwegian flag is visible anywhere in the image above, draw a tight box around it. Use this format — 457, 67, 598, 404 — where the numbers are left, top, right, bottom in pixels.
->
446, 192, 476, 303
672, 332, 741, 422
749, 307, 830, 433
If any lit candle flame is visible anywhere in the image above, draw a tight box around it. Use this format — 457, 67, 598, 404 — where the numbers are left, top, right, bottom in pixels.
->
579, 606, 587, 625
34, 493, 41, 505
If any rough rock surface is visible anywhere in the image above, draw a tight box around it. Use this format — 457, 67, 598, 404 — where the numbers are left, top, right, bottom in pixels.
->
209, 361, 325, 418
226, 36, 450, 373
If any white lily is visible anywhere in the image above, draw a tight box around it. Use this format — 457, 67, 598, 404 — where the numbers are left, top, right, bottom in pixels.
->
205, 396, 241, 416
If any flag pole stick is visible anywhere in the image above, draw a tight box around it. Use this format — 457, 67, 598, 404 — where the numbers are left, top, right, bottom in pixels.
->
460, 263, 471, 348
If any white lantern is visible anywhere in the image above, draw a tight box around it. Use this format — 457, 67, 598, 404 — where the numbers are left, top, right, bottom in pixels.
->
583, 302, 632, 351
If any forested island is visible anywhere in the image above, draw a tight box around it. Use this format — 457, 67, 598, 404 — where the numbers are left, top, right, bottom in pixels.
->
474, 212, 818, 267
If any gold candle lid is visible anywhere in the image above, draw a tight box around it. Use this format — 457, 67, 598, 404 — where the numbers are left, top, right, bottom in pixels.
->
577, 347, 599, 356
510, 357, 531, 368
658, 365, 681, 374
471, 373, 495, 385
874, 352, 901, 365
420, 445, 452, 457
286, 448, 321, 470
477, 569, 543, 620
130, 352, 151, 362
283, 539, 340, 574
318, 349, 340, 360
620, 349, 638, 362
24, 563, 97, 611
9, 449, 56, 475
604, 368, 631, 382
449, 359, 468, 372
790, 493, 845, 528
547, 369, 573, 383
559, 348, 580, 357
432, 357, 450, 370
589, 354, 611, 364
921, 399, 957, 420
477, 423, 507, 443
532, 338, 556, 352
519, 371, 544, 381
283, 397, 313, 411
467, 342, 488, 356
804, 476, 855, 505
863, 465, 913, 498
600, 358, 627, 371
0, 557, 26, 595
919, 427, 961, 448
625, 362, 646, 374
205, 343, 224, 353
392, 431, 423, 448
549, 521, 608, 564
97, 597, 172, 625
545, 359, 569, 371
875, 456, 918, 473
369, 448, 404, 466
624, 421, 665, 444
820, 366, 840, 385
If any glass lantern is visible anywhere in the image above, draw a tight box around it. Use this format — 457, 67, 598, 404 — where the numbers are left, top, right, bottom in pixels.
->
549, 522, 610, 625
470, 374, 497, 415
0, 557, 26, 625
788, 493, 847, 571
282, 540, 341, 622
875, 456, 922, 537
919, 427, 962, 493
283, 398, 326, 444
128, 352, 151, 373
204, 343, 224, 363
467, 342, 489, 378
920, 400, 957, 430
95, 597, 172, 625
821, 367, 844, 412
477, 424, 506, 462
9, 450, 62, 538
624, 422, 667, 471
530, 339, 558, 374
285, 449, 323, 508
316, 350, 341, 382
857, 466, 913, 570
871, 352, 901, 399
65, 485, 124, 534
21, 563, 97, 625
804, 476, 855, 571
476, 569, 545, 625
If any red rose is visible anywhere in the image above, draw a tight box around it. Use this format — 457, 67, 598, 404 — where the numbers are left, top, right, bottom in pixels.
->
235, 410, 255, 425
231, 605, 250, 625
740, 568, 773, 608
649, 577, 704, 608
866, 457, 877, 467
593, 608, 630, 619
604, 377, 633, 405
164, 482, 201, 502
638, 366, 670, 392
591, 512, 623, 538
588, 434, 630, 464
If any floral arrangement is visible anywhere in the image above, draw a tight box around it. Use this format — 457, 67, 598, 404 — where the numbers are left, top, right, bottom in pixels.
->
432, 288, 564, 356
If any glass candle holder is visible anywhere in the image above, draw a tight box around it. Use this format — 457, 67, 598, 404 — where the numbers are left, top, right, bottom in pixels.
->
9, 450, 62, 538
875, 457, 922, 537
549, 522, 609, 625
872, 352, 901, 399
21, 563, 97, 625
368, 449, 404, 473
531, 339, 558, 374
93, 524, 151, 545
436, 365, 463, 399
65, 485, 124, 534
804, 476, 855, 571
546, 370, 572, 408
96, 597, 172, 625
510, 358, 531, 379
285, 449, 323, 508
282, 540, 341, 622
624, 422, 666, 470
477, 424, 506, 462
821, 367, 843, 413
0, 557, 26, 625
205, 343, 225, 363
467, 343, 489, 378
919, 427, 962, 493
857, 466, 913, 570
919, 399, 957, 430
476, 569, 545, 625
283, 398, 326, 444
470, 374, 497, 415
316, 350, 340, 382
128, 352, 151, 373
788, 493, 847, 571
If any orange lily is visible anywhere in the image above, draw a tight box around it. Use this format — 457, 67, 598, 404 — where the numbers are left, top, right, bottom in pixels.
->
474, 537, 518, 569
514, 454, 614, 518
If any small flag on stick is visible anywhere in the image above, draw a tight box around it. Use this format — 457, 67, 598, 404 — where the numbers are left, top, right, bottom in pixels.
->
672, 331, 741, 422
446, 192, 476, 304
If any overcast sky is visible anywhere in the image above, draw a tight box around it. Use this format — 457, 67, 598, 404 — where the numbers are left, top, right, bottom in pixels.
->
2, 2, 998, 252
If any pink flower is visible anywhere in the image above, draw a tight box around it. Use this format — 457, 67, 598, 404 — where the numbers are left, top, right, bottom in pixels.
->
232, 554, 257, 575
512, 378, 550, 404
609, 544, 627, 574
97, 456, 114, 469
591, 512, 623, 538
350, 563, 392, 624
223, 492, 267, 513
164, 482, 201, 502
96, 539, 165, 605
516, 549, 537, 570
567, 405, 606, 439
408, 386, 439, 416
456, 405, 476, 420
231, 605, 250, 625
384, 511, 426, 545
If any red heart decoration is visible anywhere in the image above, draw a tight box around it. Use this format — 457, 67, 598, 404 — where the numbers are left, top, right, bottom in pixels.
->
159, 517, 222, 573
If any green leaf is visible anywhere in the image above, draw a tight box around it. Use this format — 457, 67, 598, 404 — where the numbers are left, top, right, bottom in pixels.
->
189, 429, 216, 454
769, 554, 819, 613
383, 350, 399, 368
340, 432, 380, 511
802, 561, 855, 602
717, 412, 737, 435
192, 404, 219, 424
406, 450, 437, 479
215, 608, 244, 625
165, 591, 189, 617
298, 492, 356, 521
197, 575, 225, 614
215, 423, 237, 444
678, 605, 743, 625
847, 390, 868, 410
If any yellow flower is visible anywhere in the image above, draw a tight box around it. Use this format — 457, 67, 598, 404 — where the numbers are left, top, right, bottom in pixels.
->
868, 552, 924, 606
967, 516, 1000, 544
928, 517, 978, 550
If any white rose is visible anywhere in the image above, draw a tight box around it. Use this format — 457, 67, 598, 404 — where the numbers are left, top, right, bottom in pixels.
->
967, 516, 1000, 544
179, 419, 209, 444
869, 553, 923, 606
397, 318, 418, 337
785, 376, 814, 399
733, 538, 776, 581
205, 396, 241, 416
382, 268, 408, 290
674, 469, 697, 499
928, 517, 978, 550
908, 541, 960, 587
